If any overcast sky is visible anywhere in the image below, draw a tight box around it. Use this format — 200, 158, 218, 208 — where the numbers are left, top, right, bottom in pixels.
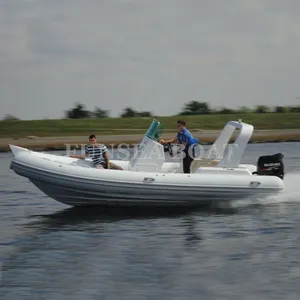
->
1, 0, 300, 120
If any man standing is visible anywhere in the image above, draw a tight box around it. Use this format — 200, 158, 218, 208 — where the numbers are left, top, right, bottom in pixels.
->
69, 134, 122, 170
159, 120, 198, 173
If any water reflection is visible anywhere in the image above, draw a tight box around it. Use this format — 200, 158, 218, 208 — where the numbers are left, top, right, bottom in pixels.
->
181, 215, 202, 248
2, 205, 245, 262
26, 205, 242, 231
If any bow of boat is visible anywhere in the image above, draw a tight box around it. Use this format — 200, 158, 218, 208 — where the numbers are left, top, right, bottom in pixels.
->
9, 144, 29, 157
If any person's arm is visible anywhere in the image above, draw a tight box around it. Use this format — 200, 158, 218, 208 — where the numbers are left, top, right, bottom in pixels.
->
104, 152, 110, 169
159, 137, 177, 145
69, 145, 88, 159
69, 153, 86, 159
101, 145, 110, 169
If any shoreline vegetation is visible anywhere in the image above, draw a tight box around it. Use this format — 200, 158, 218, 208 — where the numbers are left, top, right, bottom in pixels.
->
1, 131, 300, 153
1, 112, 300, 152
2, 102, 300, 152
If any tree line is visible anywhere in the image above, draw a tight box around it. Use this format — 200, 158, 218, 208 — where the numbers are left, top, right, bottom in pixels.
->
3, 101, 300, 120
177, 101, 300, 115
63, 101, 300, 119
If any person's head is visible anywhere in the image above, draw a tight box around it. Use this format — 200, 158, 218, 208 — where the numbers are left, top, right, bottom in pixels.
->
177, 120, 186, 131
89, 134, 97, 144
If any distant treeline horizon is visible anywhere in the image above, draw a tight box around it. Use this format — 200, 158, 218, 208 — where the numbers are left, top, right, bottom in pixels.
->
3, 101, 300, 121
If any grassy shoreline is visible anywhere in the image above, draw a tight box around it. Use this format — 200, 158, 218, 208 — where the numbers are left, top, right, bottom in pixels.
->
1, 130, 300, 153
1, 113, 300, 138
1, 113, 300, 152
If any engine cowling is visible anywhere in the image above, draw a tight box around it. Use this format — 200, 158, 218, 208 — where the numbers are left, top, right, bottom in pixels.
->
254, 153, 284, 180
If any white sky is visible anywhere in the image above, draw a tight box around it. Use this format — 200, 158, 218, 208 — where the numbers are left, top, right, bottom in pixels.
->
1, 0, 300, 120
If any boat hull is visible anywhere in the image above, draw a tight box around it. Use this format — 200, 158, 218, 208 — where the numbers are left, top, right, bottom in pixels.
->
10, 155, 284, 207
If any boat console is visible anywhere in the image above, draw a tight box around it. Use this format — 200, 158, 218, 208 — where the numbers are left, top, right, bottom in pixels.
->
129, 120, 166, 172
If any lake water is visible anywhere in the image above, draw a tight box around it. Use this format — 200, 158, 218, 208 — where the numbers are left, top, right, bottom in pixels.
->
1, 143, 300, 299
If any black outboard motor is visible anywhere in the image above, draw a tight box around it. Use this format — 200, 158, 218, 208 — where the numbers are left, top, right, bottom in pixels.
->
255, 153, 284, 180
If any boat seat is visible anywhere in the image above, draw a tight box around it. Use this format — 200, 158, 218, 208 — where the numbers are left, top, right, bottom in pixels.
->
190, 158, 220, 173
161, 162, 181, 173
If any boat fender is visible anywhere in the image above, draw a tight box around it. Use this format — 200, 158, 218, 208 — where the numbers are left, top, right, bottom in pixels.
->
143, 177, 155, 183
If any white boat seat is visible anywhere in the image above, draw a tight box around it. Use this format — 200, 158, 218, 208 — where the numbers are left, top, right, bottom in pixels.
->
191, 158, 220, 173
161, 162, 181, 173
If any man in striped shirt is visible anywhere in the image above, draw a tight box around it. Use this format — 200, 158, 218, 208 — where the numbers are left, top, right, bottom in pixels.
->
69, 134, 122, 170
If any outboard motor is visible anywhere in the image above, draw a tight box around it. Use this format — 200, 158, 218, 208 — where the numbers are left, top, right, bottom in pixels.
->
255, 153, 284, 180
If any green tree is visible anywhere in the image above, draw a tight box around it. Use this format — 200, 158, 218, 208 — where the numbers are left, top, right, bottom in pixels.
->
180, 101, 210, 115
236, 106, 252, 114
288, 105, 300, 113
65, 103, 91, 119
274, 106, 288, 113
255, 105, 270, 113
92, 107, 109, 118
3, 114, 19, 121
136, 111, 152, 117
120, 107, 152, 117
120, 107, 136, 117
218, 107, 235, 114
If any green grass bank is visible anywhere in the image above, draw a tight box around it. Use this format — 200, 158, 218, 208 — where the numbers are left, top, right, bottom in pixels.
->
1, 113, 300, 138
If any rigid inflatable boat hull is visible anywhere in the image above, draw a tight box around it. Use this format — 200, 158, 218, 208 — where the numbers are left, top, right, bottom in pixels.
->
9, 147, 284, 207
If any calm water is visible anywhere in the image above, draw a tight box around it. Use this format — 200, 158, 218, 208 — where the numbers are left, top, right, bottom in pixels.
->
1, 143, 300, 299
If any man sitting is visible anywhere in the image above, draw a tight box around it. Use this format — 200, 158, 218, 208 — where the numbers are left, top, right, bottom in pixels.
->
69, 134, 122, 170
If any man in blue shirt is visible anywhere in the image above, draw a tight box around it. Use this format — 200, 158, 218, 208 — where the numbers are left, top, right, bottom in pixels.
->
160, 120, 198, 173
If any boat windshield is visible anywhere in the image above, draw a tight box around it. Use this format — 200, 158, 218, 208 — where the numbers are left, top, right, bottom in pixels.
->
145, 119, 163, 141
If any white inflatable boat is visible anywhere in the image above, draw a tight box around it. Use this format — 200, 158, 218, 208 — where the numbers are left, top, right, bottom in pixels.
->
9, 119, 285, 207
